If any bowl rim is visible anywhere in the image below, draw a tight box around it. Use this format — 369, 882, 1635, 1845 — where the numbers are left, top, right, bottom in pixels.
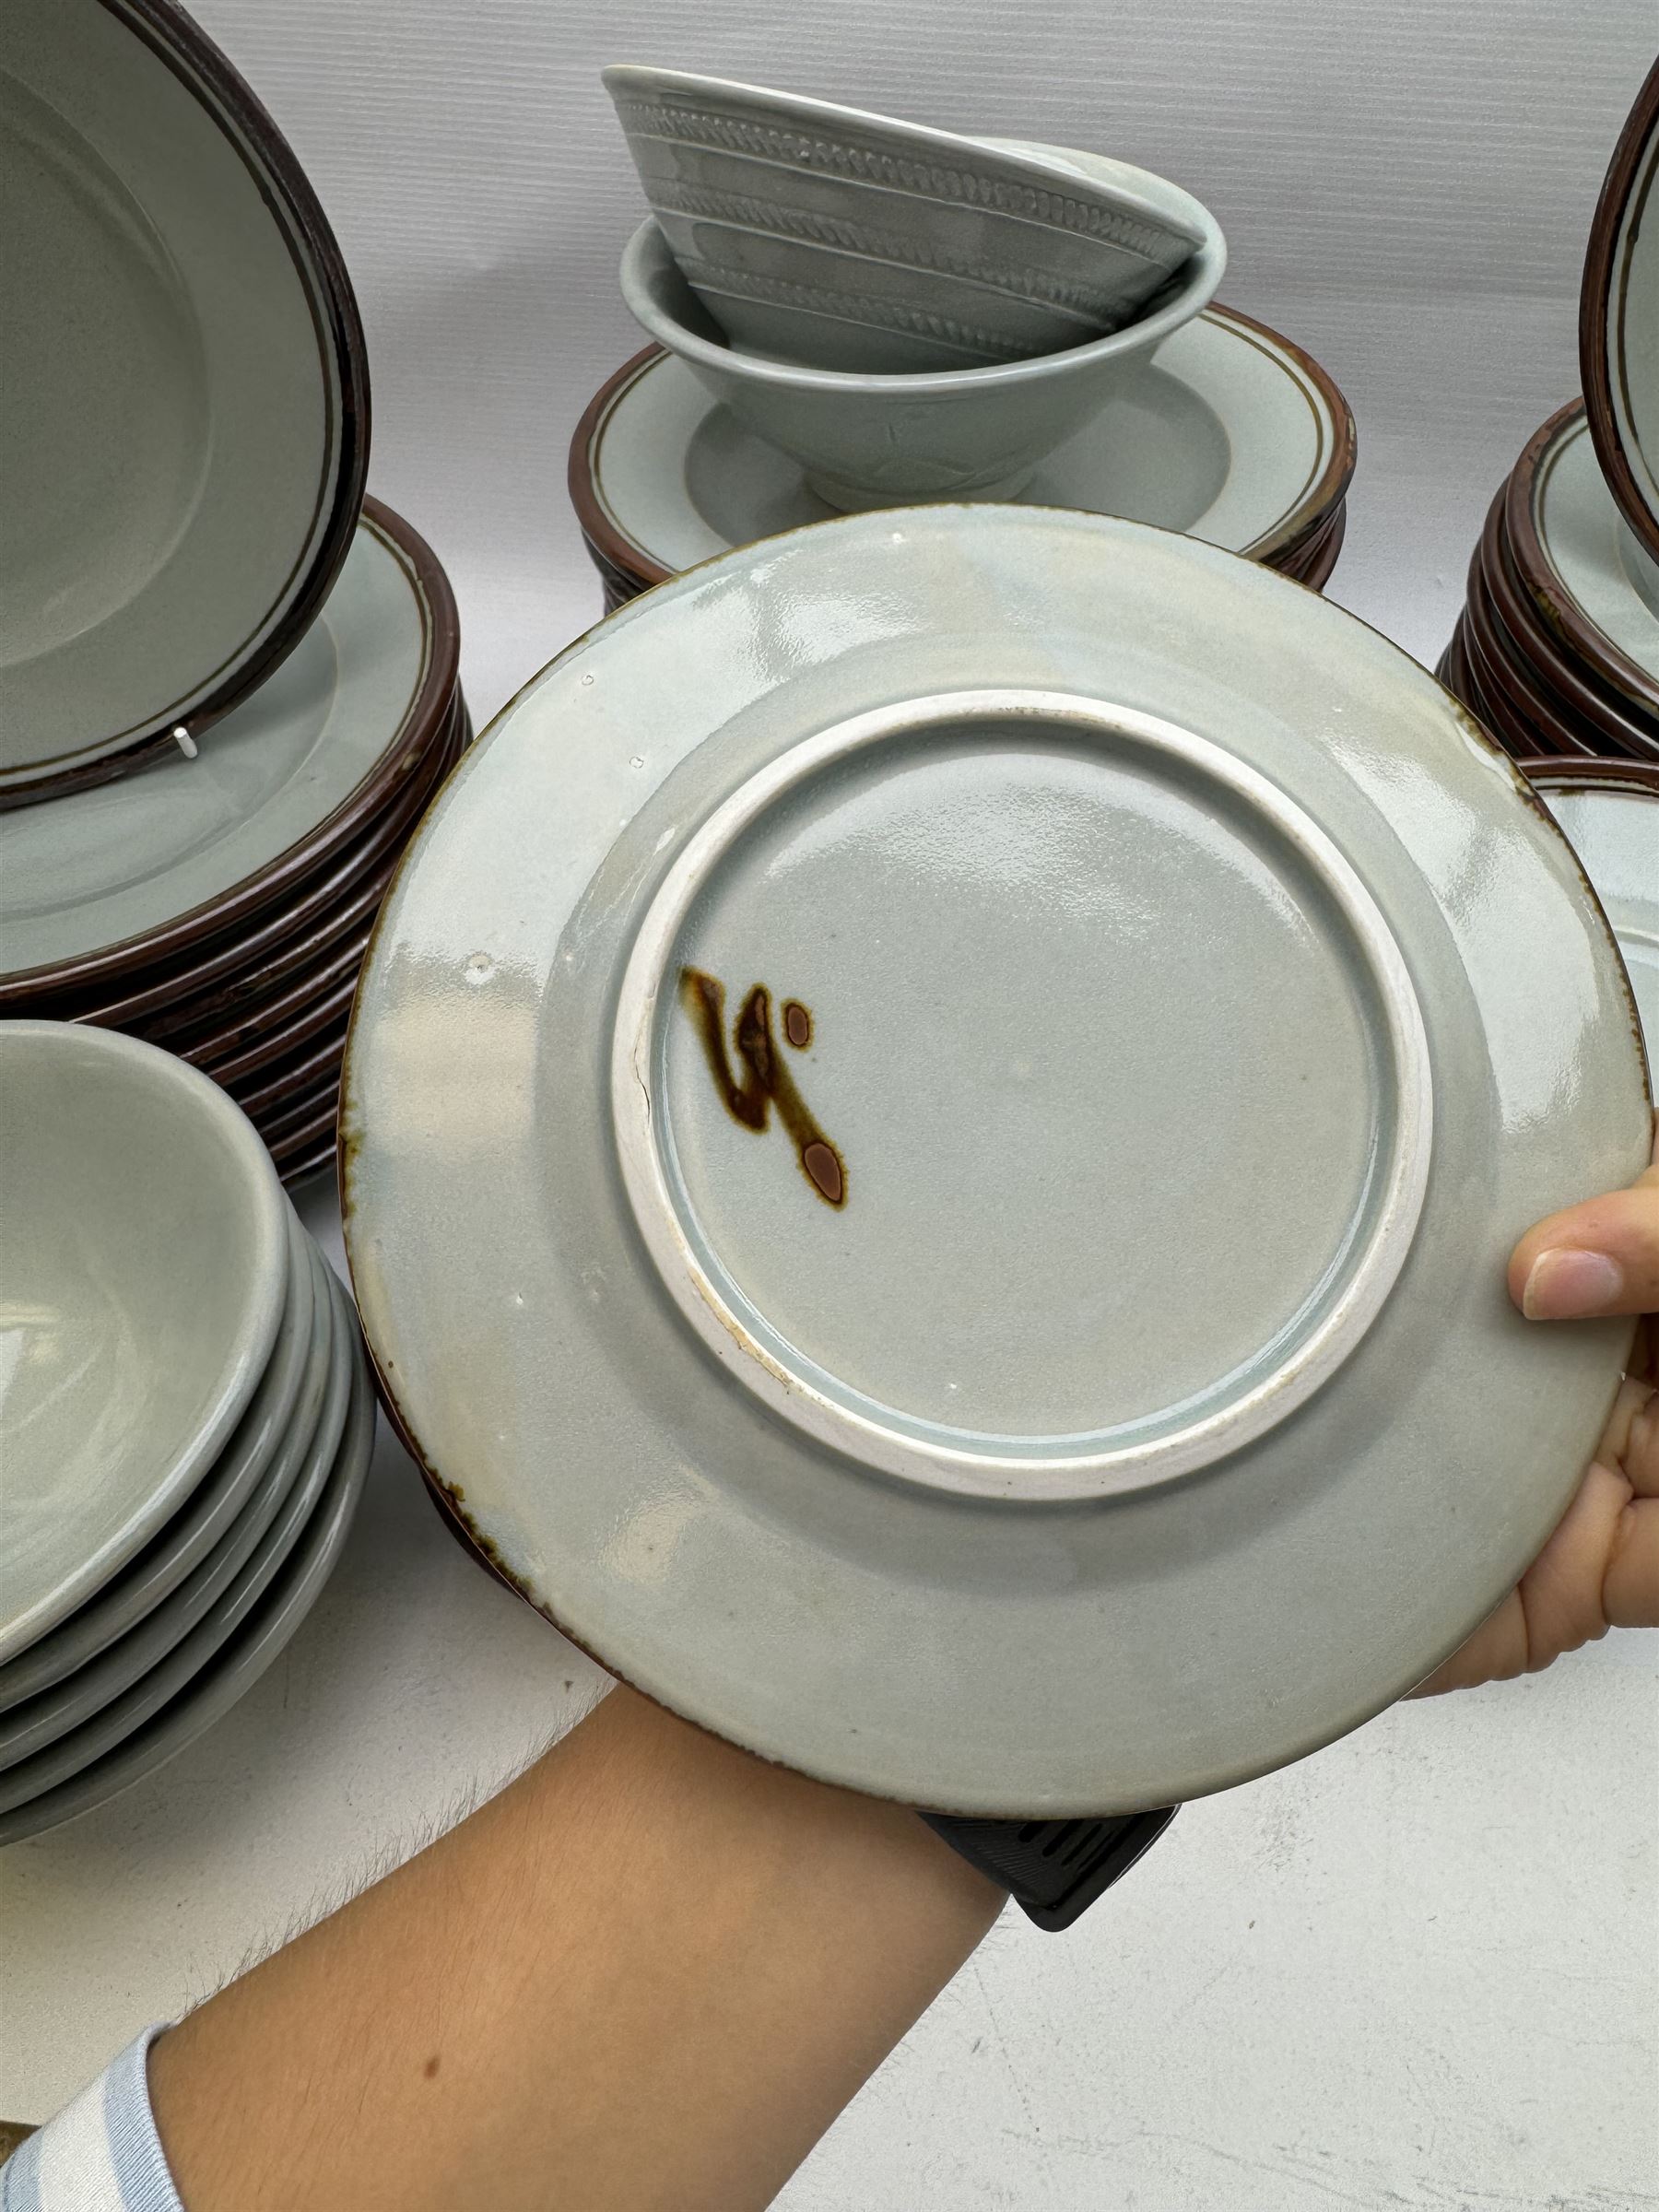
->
618, 212, 1227, 395
603, 62, 1208, 248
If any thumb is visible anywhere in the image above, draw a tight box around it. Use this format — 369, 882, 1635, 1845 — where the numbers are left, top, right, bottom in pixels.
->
1510, 1147, 1659, 1321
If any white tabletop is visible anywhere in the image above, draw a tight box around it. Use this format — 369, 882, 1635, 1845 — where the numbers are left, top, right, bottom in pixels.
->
5, 0, 1658, 2196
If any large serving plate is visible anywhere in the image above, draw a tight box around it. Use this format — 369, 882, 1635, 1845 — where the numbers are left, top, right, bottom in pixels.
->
1582, 57, 1659, 569
0, 0, 369, 792
0, 502, 453, 990
572, 305, 1352, 591
344, 506, 1647, 1816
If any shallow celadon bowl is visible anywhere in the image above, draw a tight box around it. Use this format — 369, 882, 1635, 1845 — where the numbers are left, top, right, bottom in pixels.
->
0, 1022, 289, 1663
343, 506, 1649, 1817
618, 205, 1225, 509
605, 65, 1210, 372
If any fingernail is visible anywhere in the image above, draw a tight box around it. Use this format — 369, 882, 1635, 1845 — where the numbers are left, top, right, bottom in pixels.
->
1522, 1249, 1625, 1320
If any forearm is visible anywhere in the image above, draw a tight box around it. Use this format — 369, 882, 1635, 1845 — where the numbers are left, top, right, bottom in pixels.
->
147, 1683, 1004, 2211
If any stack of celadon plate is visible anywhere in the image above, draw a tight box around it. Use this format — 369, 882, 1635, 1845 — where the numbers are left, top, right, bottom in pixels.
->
0, 1024, 374, 1846
0, 0, 468, 1185
0, 501, 466, 1186
1438, 59, 1659, 768
571, 71, 1352, 607
343, 504, 1647, 1820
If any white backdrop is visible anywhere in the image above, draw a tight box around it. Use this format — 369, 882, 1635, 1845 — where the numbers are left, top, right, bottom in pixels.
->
4, 4, 1659, 2206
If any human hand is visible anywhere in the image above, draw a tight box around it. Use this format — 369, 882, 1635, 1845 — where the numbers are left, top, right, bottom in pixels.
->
1416, 1128, 1659, 1694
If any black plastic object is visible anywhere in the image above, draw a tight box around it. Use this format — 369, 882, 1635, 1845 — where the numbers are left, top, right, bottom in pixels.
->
922, 1806, 1179, 1931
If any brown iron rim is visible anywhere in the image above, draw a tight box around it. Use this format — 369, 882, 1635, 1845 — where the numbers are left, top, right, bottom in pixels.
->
1524, 753, 1659, 797
0, 502, 461, 1001
1580, 55, 1659, 570
568, 305, 1358, 589
1481, 475, 1659, 759
1505, 399, 1659, 721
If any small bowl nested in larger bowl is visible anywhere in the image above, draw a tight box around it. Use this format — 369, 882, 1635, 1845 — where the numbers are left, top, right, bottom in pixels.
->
618, 211, 1227, 509
604, 65, 1210, 372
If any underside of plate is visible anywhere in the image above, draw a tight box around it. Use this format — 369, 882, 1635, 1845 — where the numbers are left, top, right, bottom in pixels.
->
612, 689, 1430, 1501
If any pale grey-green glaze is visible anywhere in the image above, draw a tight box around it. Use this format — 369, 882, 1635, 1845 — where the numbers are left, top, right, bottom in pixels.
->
343, 507, 1648, 1815
0, 1256, 357, 1816
0, 1023, 288, 1664
1536, 779, 1659, 1056
0, 1234, 335, 1765
619, 211, 1225, 508
0, 0, 338, 777
0, 1206, 319, 1712
0, 1271, 372, 1844
605, 67, 1206, 372
0, 520, 430, 979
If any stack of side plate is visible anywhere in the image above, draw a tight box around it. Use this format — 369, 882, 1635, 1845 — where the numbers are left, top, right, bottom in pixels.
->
1439, 62, 1659, 767
0, 1024, 374, 1846
1437, 404, 1659, 764
570, 303, 1353, 612
0, 500, 466, 1187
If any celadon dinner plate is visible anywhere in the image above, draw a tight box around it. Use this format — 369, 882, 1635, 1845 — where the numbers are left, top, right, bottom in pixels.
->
0, 0, 368, 787
0, 513, 432, 981
580, 303, 1349, 582
342, 507, 1649, 1816
1531, 762, 1659, 1055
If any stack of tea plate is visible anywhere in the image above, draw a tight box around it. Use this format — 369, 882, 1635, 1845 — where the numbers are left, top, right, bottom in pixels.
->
0, 500, 467, 1188
573, 71, 1352, 606
1439, 62, 1659, 765
0, 1023, 374, 1845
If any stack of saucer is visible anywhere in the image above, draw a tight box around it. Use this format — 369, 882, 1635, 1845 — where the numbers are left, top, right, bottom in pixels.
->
2, 0, 469, 1184
1439, 63, 1659, 764
0, 1024, 374, 1845
573, 71, 1351, 606
0, 502, 466, 1186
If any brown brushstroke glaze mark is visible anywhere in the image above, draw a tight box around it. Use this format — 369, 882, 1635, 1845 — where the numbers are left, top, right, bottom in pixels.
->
679, 969, 846, 1207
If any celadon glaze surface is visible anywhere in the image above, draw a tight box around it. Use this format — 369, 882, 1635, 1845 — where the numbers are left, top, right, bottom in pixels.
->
0, 1208, 321, 1712
0, 1023, 288, 1663
0, 0, 343, 774
588, 306, 1338, 571
0, 519, 431, 976
343, 506, 1649, 1814
1532, 409, 1659, 677
618, 211, 1224, 508
0, 1267, 374, 1848
1537, 779, 1659, 1053
605, 69, 1208, 371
